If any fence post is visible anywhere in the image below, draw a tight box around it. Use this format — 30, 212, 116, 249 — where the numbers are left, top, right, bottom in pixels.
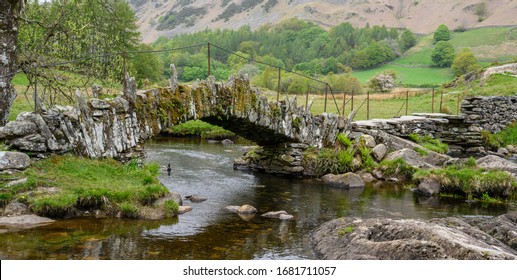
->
367, 91, 370, 120
405, 90, 409, 116
207, 43, 211, 77
324, 84, 328, 113
431, 88, 435, 113
342, 92, 346, 116
276, 67, 281, 103
305, 85, 310, 111
351, 90, 354, 112
440, 91, 443, 113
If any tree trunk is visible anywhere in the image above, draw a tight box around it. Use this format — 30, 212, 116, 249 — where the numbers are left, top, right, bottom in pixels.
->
0, 0, 23, 126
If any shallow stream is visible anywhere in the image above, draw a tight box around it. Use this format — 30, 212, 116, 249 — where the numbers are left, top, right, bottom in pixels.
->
0, 138, 515, 259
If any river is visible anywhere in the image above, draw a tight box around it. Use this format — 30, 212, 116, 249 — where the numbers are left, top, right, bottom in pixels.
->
0, 137, 515, 259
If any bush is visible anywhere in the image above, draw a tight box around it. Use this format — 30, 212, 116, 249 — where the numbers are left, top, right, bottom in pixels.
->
434, 24, 451, 43
431, 41, 456, 67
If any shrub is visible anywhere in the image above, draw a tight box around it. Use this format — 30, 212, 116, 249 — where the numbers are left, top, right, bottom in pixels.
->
408, 133, 448, 154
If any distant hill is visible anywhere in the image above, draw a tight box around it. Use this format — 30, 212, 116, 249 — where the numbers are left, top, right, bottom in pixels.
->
130, 0, 517, 43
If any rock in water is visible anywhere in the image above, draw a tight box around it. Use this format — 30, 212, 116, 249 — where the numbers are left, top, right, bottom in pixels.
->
185, 195, 207, 203
237, 205, 257, 214
414, 178, 441, 196
321, 173, 365, 188
311, 216, 517, 260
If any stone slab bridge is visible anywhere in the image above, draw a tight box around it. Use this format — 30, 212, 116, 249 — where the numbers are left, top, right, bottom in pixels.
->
0, 69, 349, 161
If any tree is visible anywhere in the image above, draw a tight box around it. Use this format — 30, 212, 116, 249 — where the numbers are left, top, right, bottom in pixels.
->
400, 30, 417, 52
434, 24, 451, 43
131, 44, 164, 88
0, 0, 25, 125
16, 0, 140, 107
431, 41, 456, 67
451, 48, 481, 76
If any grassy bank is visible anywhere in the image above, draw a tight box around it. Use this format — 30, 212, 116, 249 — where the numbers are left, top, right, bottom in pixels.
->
0, 156, 177, 218
165, 120, 236, 140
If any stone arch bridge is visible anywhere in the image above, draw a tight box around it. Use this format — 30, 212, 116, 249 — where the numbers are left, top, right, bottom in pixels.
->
0, 70, 349, 161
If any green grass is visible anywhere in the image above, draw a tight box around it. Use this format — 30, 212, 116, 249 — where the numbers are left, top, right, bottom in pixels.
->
0, 155, 170, 218
12, 73, 30, 86
353, 64, 452, 86
376, 158, 417, 180
166, 120, 236, 140
353, 27, 517, 86
409, 133, 448, 154
414, 164, 516, 199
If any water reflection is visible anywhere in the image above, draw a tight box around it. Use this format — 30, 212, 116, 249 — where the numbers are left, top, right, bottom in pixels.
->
0, 137, 515, 260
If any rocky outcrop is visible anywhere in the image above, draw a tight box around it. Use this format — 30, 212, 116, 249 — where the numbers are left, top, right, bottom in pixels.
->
311, 215, 517, 260
321, 173, 365, 188
0, 151, 30, 171
385, 148, 432, 169
476, 155, 517, 176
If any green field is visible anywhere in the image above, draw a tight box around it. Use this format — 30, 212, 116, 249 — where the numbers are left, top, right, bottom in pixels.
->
353, 26, 517, 86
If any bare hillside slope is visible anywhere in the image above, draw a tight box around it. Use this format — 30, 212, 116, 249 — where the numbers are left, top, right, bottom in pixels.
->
131, 0, 517, 43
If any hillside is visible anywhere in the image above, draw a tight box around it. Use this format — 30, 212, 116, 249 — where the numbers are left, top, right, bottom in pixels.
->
131, 0, 517, 43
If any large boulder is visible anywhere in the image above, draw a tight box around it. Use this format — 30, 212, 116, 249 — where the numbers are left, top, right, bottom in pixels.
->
0, 151, 31, 171
322, 173, 365, 188
476, 155, 517, 175
385, 148, 432, 169
311, 216, 517, 260
372, 144, 387, 161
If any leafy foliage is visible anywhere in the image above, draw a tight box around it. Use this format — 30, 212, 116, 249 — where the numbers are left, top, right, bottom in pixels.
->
434, 24, 451, 43
451, 48, 481, 76
431, 41, 456, 67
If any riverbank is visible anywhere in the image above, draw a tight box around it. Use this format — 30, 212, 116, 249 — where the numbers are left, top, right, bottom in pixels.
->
0, 154, 181, 221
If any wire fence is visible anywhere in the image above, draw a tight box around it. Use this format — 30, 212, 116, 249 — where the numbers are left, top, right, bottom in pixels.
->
3, 42, 463, 120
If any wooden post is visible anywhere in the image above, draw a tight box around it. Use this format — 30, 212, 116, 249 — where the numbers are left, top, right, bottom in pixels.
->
351, 90, 354, 112
207, 43, 211, 77
405, 90, 409, 116
440, 91, 443, 113
276, 67, 281, 103
431, 88, 435, 113
367, 91, 370, 120
342, 92, 346, 116
305, 85, 310, 111
324, 84, 328, 113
